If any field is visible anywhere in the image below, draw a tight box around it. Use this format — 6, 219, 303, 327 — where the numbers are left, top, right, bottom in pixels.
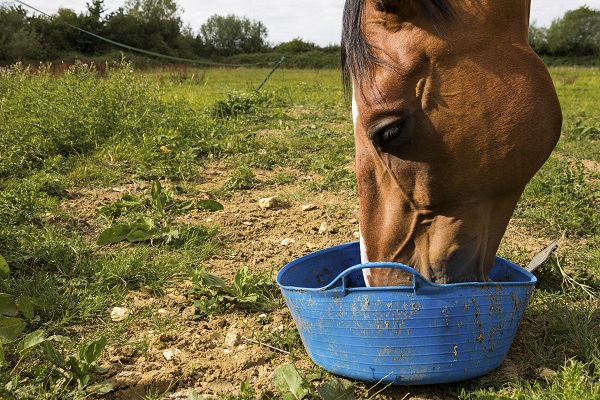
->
0, 61, 598, 399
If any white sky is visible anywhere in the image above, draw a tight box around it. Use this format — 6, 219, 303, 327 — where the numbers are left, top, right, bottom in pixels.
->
9, 0, 600, 46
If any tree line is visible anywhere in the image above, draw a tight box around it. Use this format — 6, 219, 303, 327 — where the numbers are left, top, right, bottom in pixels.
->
0, 0, 338, 66
0, 0, 598, 67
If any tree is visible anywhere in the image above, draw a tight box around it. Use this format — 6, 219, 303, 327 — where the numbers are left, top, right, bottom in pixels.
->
200, 14, 268, 56
0, 5, 44, 62
79, 0, 109, 53
124, 0, 180, 22
545, 6, 600, 56
104, 0, 183, 55
528, 23, 549, 55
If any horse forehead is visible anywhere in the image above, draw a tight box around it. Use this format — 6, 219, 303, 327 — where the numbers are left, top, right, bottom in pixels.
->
362, 0, 530, 44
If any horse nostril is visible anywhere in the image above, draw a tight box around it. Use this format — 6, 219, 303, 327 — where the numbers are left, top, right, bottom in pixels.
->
371, 119, 410, 148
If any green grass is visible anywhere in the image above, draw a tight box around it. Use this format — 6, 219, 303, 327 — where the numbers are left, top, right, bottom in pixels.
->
0, 61, 598, 398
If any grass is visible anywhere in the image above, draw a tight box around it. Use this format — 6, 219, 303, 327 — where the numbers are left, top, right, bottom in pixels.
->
0, 60, 598, 398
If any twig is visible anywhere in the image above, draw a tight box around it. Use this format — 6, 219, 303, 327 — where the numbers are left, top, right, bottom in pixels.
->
554, 257, 597, 299
242, 336, 290, 355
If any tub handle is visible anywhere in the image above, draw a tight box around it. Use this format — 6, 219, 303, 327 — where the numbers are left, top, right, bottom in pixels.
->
333, 262, 439, 293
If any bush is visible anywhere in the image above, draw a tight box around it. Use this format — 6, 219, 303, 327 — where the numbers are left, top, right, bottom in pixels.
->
530, 6, 600, 57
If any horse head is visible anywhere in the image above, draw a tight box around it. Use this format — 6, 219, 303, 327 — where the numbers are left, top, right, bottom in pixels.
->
342, 0, 562, 285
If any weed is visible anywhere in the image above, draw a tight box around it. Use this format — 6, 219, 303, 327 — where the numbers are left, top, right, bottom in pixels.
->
253, 327, 302, 357
96, 180, 222, 246
272, 172, 296, 185
221, 165, 259, 192
569, 113, 600, 141
210, 90, 287, 120
189, 266, 280, 318
0, 255, 36, 367
274, 363, 356, 400
1, 329, 109, 397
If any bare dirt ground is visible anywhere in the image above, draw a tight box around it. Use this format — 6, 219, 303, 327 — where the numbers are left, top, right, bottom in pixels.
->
62, 161, 559, 400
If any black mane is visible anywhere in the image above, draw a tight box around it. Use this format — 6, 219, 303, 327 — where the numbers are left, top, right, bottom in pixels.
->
341, 0, 454, 96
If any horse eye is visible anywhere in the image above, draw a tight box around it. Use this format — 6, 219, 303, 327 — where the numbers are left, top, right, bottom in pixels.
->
372, 120, 409, 148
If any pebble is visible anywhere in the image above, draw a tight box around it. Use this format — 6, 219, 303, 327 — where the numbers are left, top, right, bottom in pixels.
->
110, 307, 131, 322
353, 231, 360, 239
301, 204, 317, 211
163, 348, 181, 361
280, 238, 295, 246
258, 313, 268, 320
225, 331, 241, 347
258, 196, 277, 209
181, 305, 196, 320
319, 222, 328, 234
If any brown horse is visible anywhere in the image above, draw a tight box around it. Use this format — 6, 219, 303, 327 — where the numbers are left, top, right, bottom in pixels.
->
342, 0, 562, 285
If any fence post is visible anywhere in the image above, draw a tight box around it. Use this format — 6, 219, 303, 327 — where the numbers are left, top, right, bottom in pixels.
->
257, 57, 285, 91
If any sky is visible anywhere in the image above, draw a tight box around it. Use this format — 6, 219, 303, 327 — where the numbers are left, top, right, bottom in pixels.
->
10, 0, 600, 47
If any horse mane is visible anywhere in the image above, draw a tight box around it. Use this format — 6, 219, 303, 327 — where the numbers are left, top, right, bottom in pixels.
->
341, 0, 454, 96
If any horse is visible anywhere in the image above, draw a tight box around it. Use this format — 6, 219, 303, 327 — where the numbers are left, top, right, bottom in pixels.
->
341, 0, 562, 286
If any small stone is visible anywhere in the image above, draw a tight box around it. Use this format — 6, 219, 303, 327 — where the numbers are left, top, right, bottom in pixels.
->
306, 242, 318, 250
163, 348, 181, 361
181, 305, 196, 320
353, 231, 360, 239
318, 222, 328, 234
280, 238, 295, 246
225, 331, 241, 347
157, 308, 167, 315
258, 197, 277, 209
110, 307, 130, 322
301, 204, 317, 211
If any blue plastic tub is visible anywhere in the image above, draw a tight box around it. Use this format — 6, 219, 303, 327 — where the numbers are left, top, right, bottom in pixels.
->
276, 242, 536, 385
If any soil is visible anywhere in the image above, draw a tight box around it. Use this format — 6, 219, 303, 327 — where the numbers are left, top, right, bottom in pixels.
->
63, 162, 559, 400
